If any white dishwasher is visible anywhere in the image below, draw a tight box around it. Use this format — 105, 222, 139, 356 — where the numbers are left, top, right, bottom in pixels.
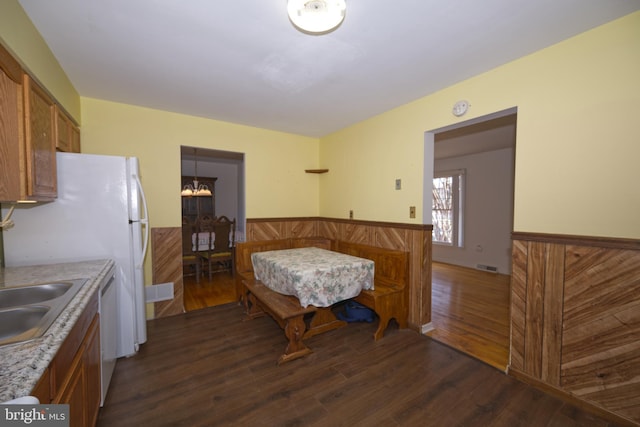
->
99, 268, 118, 406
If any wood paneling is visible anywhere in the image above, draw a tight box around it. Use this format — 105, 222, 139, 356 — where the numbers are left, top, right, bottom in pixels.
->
542, 243, 565, 385
373, 226, 409, 251
509, 239, 527, 371
318, 220, 339, 240
287, 219, 317, 237
562, 245, 640, 423
339, 222, 372, 244
510, 232, 640, 425
522, 241, 566, 382
246, 217, 432, 329
246, 220, 286, 241
413, 229, 432, 331
154, 217, 432, 329
524, 241, 545, 378
152, 227, 184, 318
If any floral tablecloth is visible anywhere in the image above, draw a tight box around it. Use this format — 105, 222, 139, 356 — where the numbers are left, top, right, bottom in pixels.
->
251, 247, 375, 308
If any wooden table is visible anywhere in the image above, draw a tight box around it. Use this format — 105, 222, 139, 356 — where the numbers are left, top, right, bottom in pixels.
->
245, 247, 374, 363
251, 247, 374, 307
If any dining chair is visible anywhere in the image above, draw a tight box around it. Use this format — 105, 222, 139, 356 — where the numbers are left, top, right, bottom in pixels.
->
182, 222, 201, 282
199, 216, 236, 280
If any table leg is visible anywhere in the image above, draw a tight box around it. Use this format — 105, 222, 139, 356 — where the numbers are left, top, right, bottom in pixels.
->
278, 315, 312, 364
244, 292, 266, 320
304, 307, 347, 339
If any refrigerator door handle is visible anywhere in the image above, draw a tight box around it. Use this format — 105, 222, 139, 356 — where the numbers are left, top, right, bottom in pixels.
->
132, 172, 150, 269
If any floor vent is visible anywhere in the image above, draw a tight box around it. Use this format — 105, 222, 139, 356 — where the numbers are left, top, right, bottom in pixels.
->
145, 282, 174, 303
476, 264, 498, 273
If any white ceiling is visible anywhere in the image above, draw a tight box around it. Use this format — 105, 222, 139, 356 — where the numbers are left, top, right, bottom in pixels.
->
18, 0, 640, 138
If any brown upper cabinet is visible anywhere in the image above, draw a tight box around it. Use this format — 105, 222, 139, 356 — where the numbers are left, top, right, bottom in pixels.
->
0, 44, 25, 201
56, 105, 81, 153
24, 74, 57, 200
0, 43, 80, 203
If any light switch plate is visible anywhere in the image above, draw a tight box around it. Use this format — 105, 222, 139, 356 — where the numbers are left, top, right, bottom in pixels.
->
395, 179, 401, 190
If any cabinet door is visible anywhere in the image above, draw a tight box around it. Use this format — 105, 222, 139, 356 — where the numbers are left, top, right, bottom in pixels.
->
31, 367, 51, 404
70, 124, 81, 153
56, 108, 71, 152
24, 75, 57, 199
56, 106, 81, 153
55, 351, 86, 427
0, 46, 24, 201
198, 197, 214, 218
84, 317, 101, 427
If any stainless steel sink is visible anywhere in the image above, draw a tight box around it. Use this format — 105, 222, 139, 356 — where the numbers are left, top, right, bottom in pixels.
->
0, 282, 73, 309
0, 279, 87, 346
0, 306, 49, 341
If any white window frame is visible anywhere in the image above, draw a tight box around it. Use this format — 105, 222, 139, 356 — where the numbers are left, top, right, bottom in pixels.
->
432, 169, 465, 247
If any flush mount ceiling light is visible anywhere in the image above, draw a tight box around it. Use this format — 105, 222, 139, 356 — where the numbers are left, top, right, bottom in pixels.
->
287, 0, 346, 35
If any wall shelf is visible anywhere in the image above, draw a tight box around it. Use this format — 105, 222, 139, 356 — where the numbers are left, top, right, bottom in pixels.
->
305, 169, 329, 174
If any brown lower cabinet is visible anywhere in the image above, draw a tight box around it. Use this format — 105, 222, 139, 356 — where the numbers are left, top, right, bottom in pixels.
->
32, 289, 101, 427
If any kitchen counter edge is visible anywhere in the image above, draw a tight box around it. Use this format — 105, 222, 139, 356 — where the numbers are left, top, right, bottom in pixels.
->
0, 259, 115, 402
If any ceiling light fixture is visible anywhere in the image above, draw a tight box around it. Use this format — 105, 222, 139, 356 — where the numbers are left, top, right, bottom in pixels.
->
287, 0, 346, 35
181, 148, 212, 197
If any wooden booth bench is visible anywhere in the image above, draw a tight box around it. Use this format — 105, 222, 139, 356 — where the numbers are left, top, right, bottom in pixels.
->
235, 237, 409, 363
333, 240, 409, 341
243, 278, 349, 364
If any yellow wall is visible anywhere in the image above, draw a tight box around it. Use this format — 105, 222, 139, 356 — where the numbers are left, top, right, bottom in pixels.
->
80, 98, 321, 228
320, 12, 640, 239
2, 0, 638, 243
0, 0, 81, 122
80, 98, 320, 291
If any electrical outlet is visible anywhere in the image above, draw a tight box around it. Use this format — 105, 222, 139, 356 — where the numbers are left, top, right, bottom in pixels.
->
395, 179, 401, 190
349, 210, 353, 219
409, 206, 416, 218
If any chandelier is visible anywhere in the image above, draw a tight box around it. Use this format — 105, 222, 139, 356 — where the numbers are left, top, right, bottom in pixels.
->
287, 0, 346, 35
181, 148, 212, 197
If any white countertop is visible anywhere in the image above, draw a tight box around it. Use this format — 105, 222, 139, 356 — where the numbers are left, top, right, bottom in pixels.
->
0, 259, 114, 402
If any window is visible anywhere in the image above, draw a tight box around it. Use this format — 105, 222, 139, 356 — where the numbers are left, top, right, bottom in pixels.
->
432, 169, 465, 246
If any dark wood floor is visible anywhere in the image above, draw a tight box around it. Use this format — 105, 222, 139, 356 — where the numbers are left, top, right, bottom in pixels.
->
97, 302, 621, 426
184, 263, 511, 371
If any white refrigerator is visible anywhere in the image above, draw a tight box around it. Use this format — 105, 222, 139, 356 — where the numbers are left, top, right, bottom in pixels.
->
2, 153, 149, 396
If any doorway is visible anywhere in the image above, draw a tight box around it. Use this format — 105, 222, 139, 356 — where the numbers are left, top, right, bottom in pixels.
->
425, 109, 517, 370
180, 146, 245, 310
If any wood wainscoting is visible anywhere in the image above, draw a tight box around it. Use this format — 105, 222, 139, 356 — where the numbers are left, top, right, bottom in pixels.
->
245, 217, 433, 331
151, 227, 184, 317
150, 217, 432, 330
510, 232, 640, 426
